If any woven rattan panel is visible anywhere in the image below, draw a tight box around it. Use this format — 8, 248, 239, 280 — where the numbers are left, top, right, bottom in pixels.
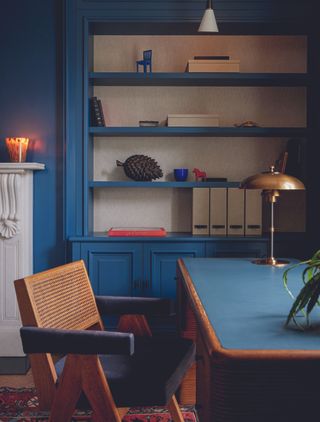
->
27, 261, 100, 330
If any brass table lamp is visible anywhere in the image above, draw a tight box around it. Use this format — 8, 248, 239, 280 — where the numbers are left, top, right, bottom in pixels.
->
240, 166, 305, 266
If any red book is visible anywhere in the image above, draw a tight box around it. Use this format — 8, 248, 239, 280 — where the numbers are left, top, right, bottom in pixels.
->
108, 227, 167, 237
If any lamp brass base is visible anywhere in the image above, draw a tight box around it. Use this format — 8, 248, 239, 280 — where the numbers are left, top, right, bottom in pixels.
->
251, 257, 290, 267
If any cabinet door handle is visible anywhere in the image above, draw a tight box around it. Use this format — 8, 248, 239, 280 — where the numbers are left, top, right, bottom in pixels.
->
139, 280, 150, 289
194, 224, 208, 229
247, 224, 261, 229
212, 225, 225, 229
229, 225, 242, 229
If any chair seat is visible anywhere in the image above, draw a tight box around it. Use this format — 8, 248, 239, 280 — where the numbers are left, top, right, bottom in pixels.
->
55, 336, 195, 407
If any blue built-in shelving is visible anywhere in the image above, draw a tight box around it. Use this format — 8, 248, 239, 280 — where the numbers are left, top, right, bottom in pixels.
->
65, 0, 312, 308
89, 72, 309, 87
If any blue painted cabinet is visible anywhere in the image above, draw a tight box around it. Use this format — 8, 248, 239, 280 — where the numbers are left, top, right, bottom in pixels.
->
74, 241, 205, 299
72, 239, 267, 300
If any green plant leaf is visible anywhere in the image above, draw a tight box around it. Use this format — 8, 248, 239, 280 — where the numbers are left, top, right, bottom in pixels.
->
296, 282, 316, 311
303, 263, 320, 284
283, 250, 320, 328
311, 250, 320, 261
306, 281, 320, 316
286, 279, 317, 326
286, 283, 312, 325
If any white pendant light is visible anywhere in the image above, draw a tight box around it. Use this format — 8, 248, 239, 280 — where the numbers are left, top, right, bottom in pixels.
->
198, 0, 219, 32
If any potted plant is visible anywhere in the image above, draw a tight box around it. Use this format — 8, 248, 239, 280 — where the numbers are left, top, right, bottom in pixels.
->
283, 249, 320, 329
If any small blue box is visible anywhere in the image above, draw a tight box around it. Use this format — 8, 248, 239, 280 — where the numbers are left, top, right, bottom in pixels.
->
174, 168, 188, 181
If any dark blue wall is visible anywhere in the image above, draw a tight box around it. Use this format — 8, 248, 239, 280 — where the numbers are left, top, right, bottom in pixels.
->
0, 0, 65, 271
0, 0, 314, 274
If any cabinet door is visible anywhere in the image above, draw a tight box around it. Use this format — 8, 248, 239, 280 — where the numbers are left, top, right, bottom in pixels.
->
206, 240, 268, 258
144, 243, 205, 299
80, 242, 143, 296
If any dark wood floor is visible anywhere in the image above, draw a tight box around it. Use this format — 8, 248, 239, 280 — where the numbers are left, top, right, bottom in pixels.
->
0, 370, 34, 388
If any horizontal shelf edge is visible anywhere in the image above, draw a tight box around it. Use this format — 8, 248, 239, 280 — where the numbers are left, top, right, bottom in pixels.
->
69, 233, 269, 242
89, 181, 240, 188
89, 127, 308, 138
89, 72, 309, 86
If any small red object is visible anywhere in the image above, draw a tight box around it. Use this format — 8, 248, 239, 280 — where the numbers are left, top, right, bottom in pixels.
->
108, 227, 167, 237
193, 168, 207, 181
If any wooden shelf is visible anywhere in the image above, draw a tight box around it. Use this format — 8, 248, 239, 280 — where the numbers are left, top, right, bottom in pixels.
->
89, 72, 309, 87
89, 126, 308, 138
89, 181, 240, 188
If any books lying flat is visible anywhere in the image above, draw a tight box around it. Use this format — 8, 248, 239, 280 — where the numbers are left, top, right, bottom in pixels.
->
139, 120, 159, 127
108, 227, 167, 237
187, 60, 240, 73
167, 114, 219, 127
194, 55, 230, 60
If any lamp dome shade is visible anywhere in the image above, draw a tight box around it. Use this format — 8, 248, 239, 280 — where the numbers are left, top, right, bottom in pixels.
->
240, 169, 305, 191
198, 8, 218, 32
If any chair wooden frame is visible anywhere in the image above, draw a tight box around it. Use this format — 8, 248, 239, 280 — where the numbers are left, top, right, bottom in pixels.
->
15, 260, 185, 422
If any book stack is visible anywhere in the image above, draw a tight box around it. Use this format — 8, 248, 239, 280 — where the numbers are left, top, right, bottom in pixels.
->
139, 120, 159, 127
108, 227, 167, 237
186, 55, 240, 73
167, 114, 219, 127
90, 96, 106, 127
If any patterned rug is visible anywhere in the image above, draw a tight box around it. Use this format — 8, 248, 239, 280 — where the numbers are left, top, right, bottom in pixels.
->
0, 387, 198, 421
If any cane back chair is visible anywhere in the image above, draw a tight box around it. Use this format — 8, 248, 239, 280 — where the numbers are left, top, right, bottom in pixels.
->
14, 260, 195, 422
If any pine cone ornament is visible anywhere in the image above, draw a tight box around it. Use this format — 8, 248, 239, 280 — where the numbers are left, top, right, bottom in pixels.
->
116, 155, 163, 181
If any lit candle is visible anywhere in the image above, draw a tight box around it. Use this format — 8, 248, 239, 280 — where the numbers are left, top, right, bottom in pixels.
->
5, 138, 29, 163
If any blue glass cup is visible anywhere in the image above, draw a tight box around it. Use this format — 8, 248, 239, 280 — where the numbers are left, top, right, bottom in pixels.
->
174, 168, 188, 181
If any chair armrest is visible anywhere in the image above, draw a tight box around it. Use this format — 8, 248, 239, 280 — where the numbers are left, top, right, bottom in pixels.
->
95, 295, 175, 317
20, 327, 134, 355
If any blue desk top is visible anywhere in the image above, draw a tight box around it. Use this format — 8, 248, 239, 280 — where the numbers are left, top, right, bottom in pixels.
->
183, 258, 320, 351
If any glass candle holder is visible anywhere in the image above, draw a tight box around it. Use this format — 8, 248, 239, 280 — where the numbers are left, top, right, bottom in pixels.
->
5, 138, 29, 162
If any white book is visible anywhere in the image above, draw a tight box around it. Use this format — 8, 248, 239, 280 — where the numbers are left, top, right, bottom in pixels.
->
192, 188, 210, 235
245, 190, 262, 236
227, 188, 244, 236
168, 114, 219, 127
187, 59, 240, 73
210, 188, 227, 236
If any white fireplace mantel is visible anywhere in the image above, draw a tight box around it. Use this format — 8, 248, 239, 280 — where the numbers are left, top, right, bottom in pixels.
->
0, 162, 45, 373
0, 163, 45, 171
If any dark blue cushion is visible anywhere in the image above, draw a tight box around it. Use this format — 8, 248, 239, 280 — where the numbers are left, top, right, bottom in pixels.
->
55, 336, 195, 407
20, 327, 134, 355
